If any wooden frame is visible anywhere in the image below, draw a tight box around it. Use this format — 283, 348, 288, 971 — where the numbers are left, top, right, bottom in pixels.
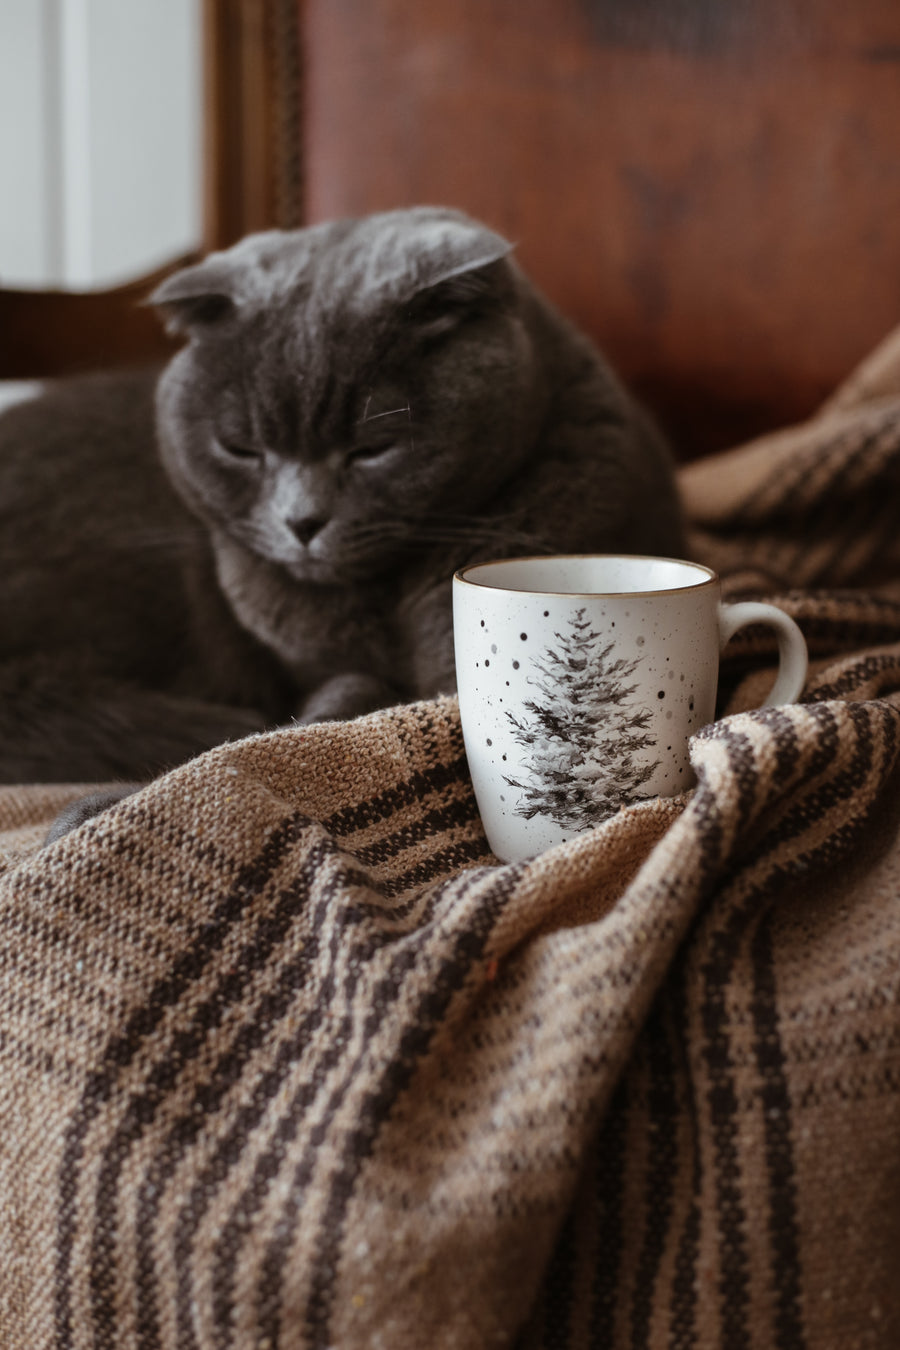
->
0, 255, 194, 379
202, 0, 304, 251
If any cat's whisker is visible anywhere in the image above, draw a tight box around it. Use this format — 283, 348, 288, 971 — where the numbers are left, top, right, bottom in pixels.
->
358, 404, 411, 424
0, 529, 203, 564
337, 514, 551, 563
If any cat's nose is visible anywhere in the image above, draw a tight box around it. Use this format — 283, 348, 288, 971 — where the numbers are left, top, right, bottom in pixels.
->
287, 516, 326, 547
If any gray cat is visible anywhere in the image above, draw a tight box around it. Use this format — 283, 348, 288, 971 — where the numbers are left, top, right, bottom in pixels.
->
0, 206, 684, 796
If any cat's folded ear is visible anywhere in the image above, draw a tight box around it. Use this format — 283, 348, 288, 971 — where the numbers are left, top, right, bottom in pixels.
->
405, 227, 517, 341
146, 257, 240, 335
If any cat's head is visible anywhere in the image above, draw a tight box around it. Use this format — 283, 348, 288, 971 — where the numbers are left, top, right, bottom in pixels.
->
151, 207, 547, 583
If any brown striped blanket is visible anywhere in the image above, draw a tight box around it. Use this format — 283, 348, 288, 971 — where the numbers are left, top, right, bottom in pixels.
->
3, 327, 900, 1349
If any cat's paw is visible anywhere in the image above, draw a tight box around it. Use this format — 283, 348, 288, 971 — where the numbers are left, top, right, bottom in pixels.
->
45, 785, 143, 846
295, 673, 401, 724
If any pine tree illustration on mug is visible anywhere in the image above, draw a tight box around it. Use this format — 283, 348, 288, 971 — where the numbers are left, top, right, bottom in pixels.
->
505, 608, 660, 828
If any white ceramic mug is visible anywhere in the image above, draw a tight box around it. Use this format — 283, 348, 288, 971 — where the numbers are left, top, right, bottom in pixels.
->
453, 555, 808, 862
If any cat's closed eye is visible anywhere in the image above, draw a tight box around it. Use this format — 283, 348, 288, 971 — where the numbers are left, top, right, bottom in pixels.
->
346, 441, 398, 466
216, 438, 262, 464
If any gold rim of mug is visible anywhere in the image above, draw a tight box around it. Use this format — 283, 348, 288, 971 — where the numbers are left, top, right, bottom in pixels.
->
454, 554, 719, 599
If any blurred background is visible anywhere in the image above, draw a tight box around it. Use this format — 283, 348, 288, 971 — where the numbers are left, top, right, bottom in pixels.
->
1, 0, 203, 290
3, 0, 900, 460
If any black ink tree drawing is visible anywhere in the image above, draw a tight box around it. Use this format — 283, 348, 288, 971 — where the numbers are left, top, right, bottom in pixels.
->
505, 608, 659, 828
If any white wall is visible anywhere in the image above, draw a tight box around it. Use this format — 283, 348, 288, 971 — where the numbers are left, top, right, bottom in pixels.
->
0, 0, 57, 284
0, 0, 202, 290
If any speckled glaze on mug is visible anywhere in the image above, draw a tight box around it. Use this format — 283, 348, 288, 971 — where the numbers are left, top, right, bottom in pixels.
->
453, 555, 808, 862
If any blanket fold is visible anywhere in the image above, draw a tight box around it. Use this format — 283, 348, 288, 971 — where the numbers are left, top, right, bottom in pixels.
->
3, 325, 900, 1348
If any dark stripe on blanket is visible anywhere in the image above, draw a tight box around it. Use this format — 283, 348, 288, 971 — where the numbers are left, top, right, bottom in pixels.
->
699, 736, 761, 1350
190, 861, 507, 1344
538, 1205, 578, 1347
695, 717, 806, 1345
291, 866, 523, 1350
179, 861, 477, 1346
807, 651, 900, 703
133, 842, 339, 1349
201, 862, 462, 1345
750, 912, 806, 1350
89, 835, 333, 1348
217, 904, 380, 1346
379, 836, 493, 899
177, 851, 371, 1350
630, 1002, 680, 1349
743, 705, 894, 879
54, 808, 313, 1349
322, 753, 472, 837
733, 408, 900, 529
587, 1077, 629, 1344
206, 862, 489, 1344
669, 965, 703, 1350
347, 792, 481, 870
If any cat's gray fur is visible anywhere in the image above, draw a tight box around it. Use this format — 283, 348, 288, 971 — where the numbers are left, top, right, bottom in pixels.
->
0, 206, 684, 793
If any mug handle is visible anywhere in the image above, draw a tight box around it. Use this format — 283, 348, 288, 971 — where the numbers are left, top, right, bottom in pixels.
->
718, 602, 808, 707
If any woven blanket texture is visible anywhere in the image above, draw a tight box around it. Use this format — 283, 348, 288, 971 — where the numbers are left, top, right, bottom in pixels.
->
3, 327, 900, 1349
